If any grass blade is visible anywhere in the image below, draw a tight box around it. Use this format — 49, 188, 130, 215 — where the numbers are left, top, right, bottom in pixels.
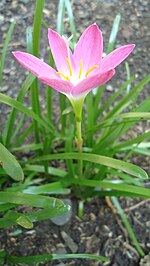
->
23, 182, 69, 195
107, 14, 121, 54
3, 73, 35, 147
0, 20, 15, 82
111, 197, 145, 256
32, 0, 45, 56
86, 92, 94, 146
103, 74, 150, 120
10, 113, 25, 143
26, 26, 33, 53
65, 0, 77, 43
125, 62, 131, 93
69, 179, 150, 199
0, 192, 66, 209
5, 253, 109, 264
0, 205, 69, 228
0, 143, 24, 181
46, 51, 54, 124
32, 152, 148, 179
95, 76, 135, 119
30, 0, 45, 143
57, 0, 65, 35
0, 93, 53, 132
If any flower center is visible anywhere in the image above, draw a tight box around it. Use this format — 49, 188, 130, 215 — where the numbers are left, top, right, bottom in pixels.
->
56, 58, 99, 81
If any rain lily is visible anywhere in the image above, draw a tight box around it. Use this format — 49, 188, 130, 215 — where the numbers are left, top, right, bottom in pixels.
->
13, 23, 134, 120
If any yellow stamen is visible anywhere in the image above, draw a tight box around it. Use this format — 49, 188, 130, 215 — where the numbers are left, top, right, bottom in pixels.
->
56, 72, 70, 81
78, 59, 83, 79
65, 58, 73, 76
85, 65, 99, 77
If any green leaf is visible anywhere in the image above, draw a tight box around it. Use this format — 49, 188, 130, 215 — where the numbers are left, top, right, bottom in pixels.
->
0, 251, 6, 265
104, 74, 150, 120
30, 0, 45, 143
32, 152, 148, 179
92, 112, 150, 133
65, 125, 75, 177
117, 112, 150, 119
114, 131, 150, 151
0, 191, 67, 208
0, 143, 24, 181
0, 93, 53, 132
0, 20, 15, 82
86, 92, 94, 146
92, 190, 147, 198
23, 181, 70, 195
13, 143, 43, 151
5, 253, 109, 264
0, 193, 69, 228
106, 169, 143, 186
0, 205, 69, 228
65, 0, 77, 43
26, 26, 33, 53
4, 73, 35, 147
16, 215, 33, 229
95, 76, 135, 120
94, 96, 150, 153
57, 0, 65, 35
0, 203, 16, 212
111, 197, 145, 256
32, 0, 45, 56
72, 179, 150, 199
125, 62, 131, 93
107, 14, 121, 53
24, 164, 67, 177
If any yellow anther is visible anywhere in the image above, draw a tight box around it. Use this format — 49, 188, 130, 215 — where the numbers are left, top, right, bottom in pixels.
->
65, 58, 73, 76
78, 59, 83, 79
56, 72, 70, 81
85, 65, 99, 77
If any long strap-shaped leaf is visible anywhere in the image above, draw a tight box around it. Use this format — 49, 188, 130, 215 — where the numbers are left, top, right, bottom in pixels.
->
1, 252, 109, 264
111, 197, 144, 256
0, 192, 69, 229
32, 152, 148, 179
0, 20, 15, 82
0, 143, 24, 181
0, 191, 65, 208
76, 180, 150, 199
4, 73, 35, 146
0, 93, 53, 132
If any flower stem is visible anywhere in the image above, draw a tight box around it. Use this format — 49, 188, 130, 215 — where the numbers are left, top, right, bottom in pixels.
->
69, 96, 85, 179
76, 118, 83, 178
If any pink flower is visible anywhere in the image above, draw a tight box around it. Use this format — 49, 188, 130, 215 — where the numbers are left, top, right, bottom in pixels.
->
13, 24, 134, 101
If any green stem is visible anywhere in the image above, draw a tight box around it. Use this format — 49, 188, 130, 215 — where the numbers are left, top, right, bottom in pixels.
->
69, 96, 85, 179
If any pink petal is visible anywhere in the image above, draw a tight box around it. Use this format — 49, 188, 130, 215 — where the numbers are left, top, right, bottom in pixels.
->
13, 51, 57, 79
73, 23, 103, 72
48, 29, 75, 75
101, 44, 135, 72
39, 76, 73, 95
72, 69, 115, 97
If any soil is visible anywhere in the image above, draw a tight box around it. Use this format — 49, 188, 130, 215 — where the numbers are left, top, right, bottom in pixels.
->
0, 0, 150, 266
0, 198, 150, 266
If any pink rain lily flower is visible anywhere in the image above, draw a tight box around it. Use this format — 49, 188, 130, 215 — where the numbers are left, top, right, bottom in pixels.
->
13, 24, 134, 119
